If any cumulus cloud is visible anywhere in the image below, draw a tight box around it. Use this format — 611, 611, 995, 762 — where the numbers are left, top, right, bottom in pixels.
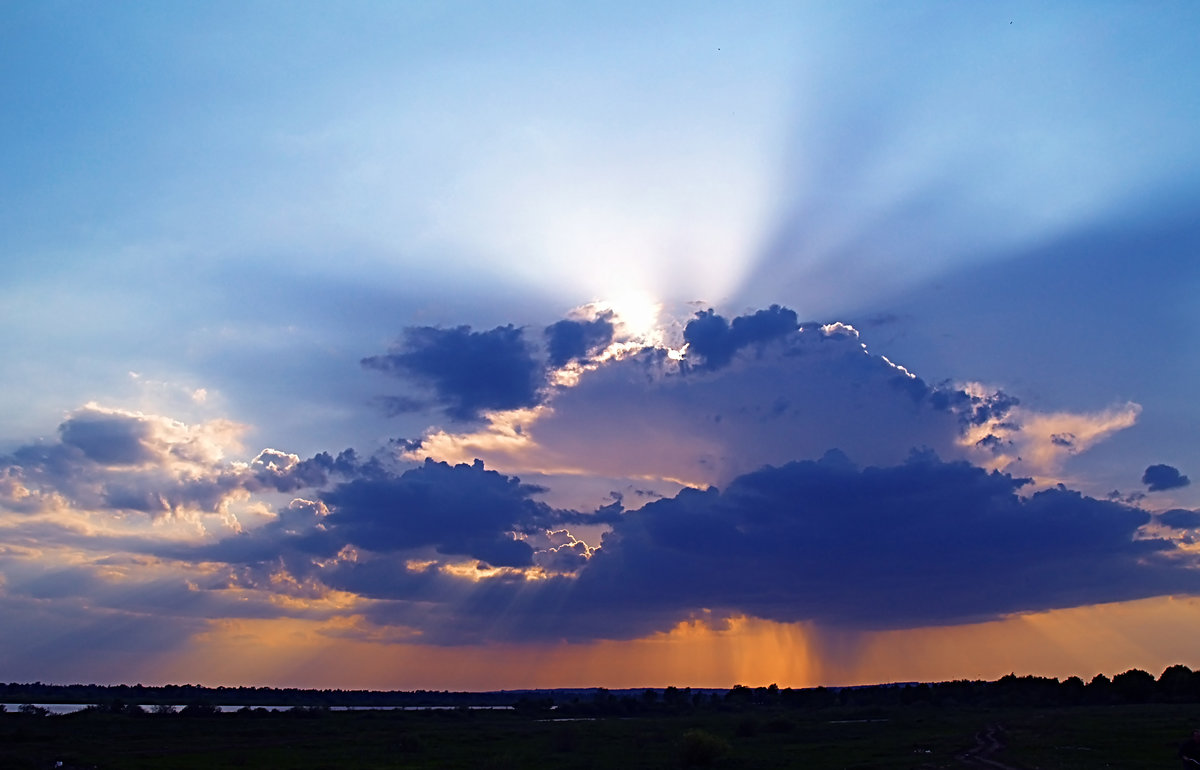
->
58, 409, 159, 465
367, 305, 1120, 498
0, 404, 372, 520
321, 459, 551, 567
1159, 509, 1200, 530
683, 305, 799, 369
411, 314, 1018, 488
161, 457, 582, 597
1143, 464, 1191, 492
544, 312, 615, 367
559, 452, 1194, 637
525, 528, 595, 574
1, 405, 249, 516
362, 325, 544, 421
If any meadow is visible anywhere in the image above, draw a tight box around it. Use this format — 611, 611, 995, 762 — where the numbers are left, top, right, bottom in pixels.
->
2, 699, 1197, 769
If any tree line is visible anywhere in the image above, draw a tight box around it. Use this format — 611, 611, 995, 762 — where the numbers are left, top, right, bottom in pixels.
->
3, 663, 1199, 714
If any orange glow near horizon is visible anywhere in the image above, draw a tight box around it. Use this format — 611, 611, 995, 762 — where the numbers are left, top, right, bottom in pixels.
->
141, 596, 1200, 691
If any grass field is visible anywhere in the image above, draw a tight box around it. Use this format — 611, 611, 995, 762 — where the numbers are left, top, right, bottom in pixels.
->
2, 702, 1198, 769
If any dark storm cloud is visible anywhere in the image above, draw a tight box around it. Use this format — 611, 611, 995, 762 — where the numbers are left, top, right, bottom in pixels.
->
212, 452, 1200, 647
1159, 509, 1200, 529
321, 459, 550, 567
25, 445, 1198, 647
683, 305, 798, 369
548, 452, 1194, 638
1143, 464, 1191, 492
320, 556, 459, 601
190, 458, 561, 574
544, 312, 615, 367
362, 324, 543, 421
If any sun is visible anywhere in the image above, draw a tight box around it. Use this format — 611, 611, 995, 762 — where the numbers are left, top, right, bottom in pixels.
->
598, 291, 664, 345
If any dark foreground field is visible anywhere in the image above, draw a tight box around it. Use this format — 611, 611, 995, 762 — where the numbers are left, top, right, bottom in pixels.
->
2, 702, 1198, 769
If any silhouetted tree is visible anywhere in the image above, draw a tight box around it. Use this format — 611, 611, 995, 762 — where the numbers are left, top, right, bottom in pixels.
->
1059, 676, 1086, 705
1112, 668, 1156, 703
513, 695, 553, 715
725, 685, 752, 706
1085, 673, 1113, 704
1158, 664, 1199, 702
180, 702, 220, 717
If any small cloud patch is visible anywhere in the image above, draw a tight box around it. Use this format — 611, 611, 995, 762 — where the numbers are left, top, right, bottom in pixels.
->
1143, 464, 1191, 492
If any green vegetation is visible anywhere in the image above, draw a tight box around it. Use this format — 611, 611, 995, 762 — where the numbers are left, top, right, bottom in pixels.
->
2, 700, 1198, 769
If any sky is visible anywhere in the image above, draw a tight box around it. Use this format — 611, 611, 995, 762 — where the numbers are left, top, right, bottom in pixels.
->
1, 1, 1199, 690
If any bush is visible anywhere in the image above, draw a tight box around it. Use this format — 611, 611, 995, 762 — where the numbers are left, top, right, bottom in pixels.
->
679, 729, 730, 767
18, 704, 50, 717
86, 700, 145, 716
734, 717, 758, 737
180, 703, 221, 717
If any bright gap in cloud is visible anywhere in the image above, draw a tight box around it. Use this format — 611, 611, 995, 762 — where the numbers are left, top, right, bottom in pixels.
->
596, 292, 663, 346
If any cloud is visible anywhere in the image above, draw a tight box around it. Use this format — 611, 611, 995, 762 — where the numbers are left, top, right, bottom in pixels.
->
322, 453, 1200, 647
1, 404, 250, 516
362, 325, 544, 421
0, 591, 207, 682
960, 398, 1142, 479
58, 409, 159, 465
131, 449, 1200, 648
321, 459, 550, 568
683, 305, 798, 369
368, 305, 1134, 502
249, 447, 384, 493
1159, 509, 1200, 530
544, 312, 615, 367
182, 458, 564, 576
1143, 464, 1191, 492
0, 404, 371, 520
412, 315, 1018, 489
525, 528, 595, 574
546, 452, 1195, 640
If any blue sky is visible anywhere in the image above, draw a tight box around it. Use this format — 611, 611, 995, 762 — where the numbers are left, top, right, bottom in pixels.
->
1, 1, 1198, 688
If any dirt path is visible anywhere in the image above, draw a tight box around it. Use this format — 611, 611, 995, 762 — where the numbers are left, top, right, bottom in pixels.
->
956, 724, 1023, 769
